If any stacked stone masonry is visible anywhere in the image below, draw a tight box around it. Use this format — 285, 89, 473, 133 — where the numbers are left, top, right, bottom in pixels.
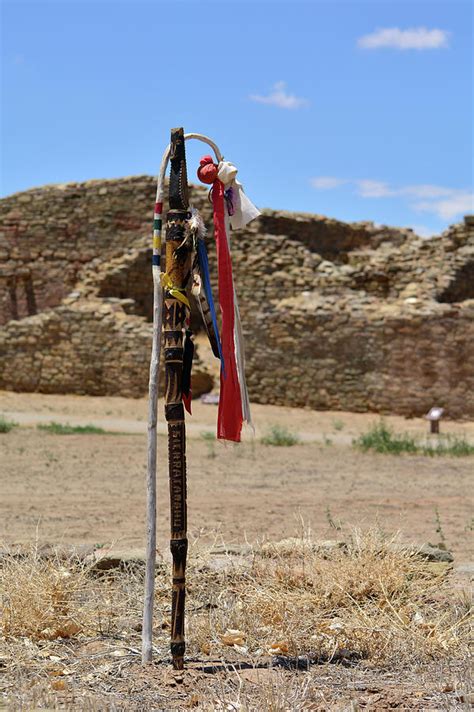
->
1, 177, 473, 417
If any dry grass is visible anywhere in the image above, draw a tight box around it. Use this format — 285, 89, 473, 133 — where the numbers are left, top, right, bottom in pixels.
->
1, 549, 90, 641
0, 530, 471, 709
184, 529, 471, 667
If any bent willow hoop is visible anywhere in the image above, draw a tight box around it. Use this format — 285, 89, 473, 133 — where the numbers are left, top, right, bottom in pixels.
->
142, 128, 259, 668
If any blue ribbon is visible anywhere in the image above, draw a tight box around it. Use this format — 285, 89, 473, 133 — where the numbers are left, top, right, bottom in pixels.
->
197, 238, 224, 366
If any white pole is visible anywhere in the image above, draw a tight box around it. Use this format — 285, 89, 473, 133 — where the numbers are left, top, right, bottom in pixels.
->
142, 144, 169, 663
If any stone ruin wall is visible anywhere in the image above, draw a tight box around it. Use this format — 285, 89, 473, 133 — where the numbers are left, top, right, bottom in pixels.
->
0, 178, 214, 398
1, 176, 473, 417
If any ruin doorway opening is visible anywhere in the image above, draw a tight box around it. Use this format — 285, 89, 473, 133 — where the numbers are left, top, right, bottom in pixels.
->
437, 261, 474, 303
2, 274, 37, 323
96, 248, 203, 330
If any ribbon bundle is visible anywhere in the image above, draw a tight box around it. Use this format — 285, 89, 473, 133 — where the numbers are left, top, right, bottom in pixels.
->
196, 156, 259, 442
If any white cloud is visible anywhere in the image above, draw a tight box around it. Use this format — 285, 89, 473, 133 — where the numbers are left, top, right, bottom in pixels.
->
398, 184, 455, 199
250, 81, 308, 110
357, 27, 450, 50
354, 182, 472, 217
415, 192, 474, 220
356, 180, 394, 198
310, 177, 348, 190
310, 175, 473, 221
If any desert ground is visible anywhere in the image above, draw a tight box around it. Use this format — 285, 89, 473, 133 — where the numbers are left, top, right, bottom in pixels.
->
1, 390, 473, 560
1, 391, 472, 710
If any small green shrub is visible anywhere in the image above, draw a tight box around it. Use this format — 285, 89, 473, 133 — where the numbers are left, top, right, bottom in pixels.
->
200, 430, 216, 458
37, 422, 105, 435
420, 435, 474, 457
433, 506, 446, 546
354, 421, 474, 457
261, 425, 300, 447
0, 415, 17, 434
354, 422, 417, 455
332, 418, 344, 431
325, 505, 342, 530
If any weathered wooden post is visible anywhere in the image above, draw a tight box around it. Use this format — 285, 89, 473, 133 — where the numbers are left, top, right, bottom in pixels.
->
426, 406, 444, 434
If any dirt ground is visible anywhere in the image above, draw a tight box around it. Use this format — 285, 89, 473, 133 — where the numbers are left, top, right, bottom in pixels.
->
1, 391, 472, 563
1, 391, 473, 710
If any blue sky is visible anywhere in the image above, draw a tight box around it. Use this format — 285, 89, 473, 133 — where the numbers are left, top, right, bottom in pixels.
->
2, 0, 472, 235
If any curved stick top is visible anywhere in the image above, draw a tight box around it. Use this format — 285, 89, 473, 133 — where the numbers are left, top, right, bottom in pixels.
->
184, 133, 223, 163
155, 132, 223, 202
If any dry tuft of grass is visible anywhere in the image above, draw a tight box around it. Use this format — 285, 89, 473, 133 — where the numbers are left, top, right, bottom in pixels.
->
1, 548, 89, 641
183, 530, 471, 667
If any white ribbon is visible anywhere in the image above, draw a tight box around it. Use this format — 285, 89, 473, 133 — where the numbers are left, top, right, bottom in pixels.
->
217, 161, 261, 230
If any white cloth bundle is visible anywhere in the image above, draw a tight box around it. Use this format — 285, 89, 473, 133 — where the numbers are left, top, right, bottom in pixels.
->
217, 161, 261, 230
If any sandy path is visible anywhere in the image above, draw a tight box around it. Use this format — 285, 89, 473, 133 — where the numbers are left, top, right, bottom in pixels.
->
1, 392, 472, 565
2, 391, 474, 441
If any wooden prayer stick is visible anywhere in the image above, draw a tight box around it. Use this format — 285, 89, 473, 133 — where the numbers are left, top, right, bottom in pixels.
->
142, 130, 224, 666
164, 128, 191, 670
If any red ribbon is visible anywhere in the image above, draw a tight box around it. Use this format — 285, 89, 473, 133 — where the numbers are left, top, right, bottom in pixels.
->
212, 179, 243, 442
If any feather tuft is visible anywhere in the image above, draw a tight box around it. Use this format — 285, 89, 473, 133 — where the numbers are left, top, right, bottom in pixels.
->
189, 207, 207, 239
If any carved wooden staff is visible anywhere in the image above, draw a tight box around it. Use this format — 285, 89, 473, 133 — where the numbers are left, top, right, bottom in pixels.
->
142, 129, 256, 667
142, 130, 223, 666
163, 128, 192, 670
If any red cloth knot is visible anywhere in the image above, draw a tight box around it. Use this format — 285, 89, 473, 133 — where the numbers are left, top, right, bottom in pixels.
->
197, 155, 218, 184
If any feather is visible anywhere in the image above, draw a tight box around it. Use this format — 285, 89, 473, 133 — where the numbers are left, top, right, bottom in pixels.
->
189, 207, 207, 239
192, 256, 222, 361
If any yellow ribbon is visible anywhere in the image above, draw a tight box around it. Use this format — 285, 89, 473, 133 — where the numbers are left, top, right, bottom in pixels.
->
161, 273, 190, 308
